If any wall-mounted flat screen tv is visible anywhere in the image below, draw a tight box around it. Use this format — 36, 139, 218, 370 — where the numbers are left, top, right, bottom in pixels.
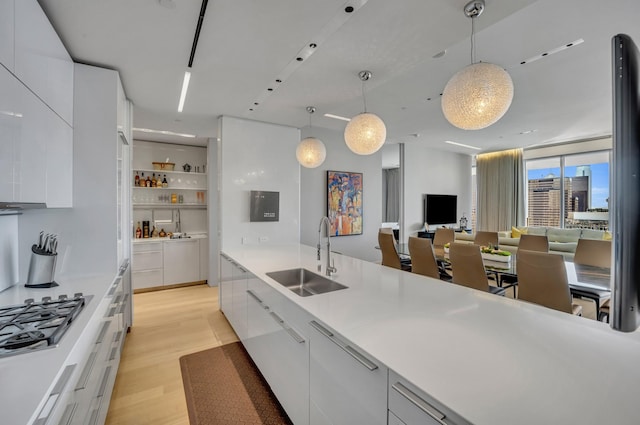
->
424, 194, 457, 225
611, 34, 640, 332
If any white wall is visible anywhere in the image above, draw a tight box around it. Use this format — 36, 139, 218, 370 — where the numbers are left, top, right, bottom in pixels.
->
219, 116, 300, 251
299, 126, 382, 263
403, 144, 472, 240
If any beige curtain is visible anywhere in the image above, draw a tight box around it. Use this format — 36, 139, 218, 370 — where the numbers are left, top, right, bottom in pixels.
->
476, 148, 525, 231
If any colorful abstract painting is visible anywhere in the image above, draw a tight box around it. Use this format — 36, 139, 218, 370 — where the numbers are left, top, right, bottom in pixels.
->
327, 171, 363, 236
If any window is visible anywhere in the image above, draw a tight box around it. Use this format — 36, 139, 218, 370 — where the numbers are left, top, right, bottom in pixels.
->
525, 150, 610, 229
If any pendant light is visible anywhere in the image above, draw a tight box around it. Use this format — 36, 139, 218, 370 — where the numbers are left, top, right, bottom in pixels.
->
296, 106, 326, 168
441, 0, 514, 130
344, 70, 387, 155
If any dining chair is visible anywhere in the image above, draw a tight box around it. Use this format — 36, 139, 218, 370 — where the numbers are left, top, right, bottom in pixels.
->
433, 228, 455, 248
474, 231, 499, 248
518, 234, 549, 252
599, 298, 610, 322
574, 239, 612, 268
408, 236, 441, 279
516, 250, 583, 316
448, 243, 506, 295
379, 231, 411, 271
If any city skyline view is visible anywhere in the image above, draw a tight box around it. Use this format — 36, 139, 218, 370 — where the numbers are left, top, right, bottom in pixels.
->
527, 162, 609, 209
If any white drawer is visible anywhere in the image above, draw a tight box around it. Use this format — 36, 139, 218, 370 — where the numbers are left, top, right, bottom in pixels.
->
132, 250, 162, 271
132, 269, 163, 290
132, 241, 163, 252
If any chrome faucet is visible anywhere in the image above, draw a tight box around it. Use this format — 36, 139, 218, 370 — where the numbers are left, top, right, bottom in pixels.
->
318, 216, 337, 276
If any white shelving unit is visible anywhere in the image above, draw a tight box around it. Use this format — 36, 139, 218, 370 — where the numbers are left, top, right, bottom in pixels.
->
132, 169, 207, 208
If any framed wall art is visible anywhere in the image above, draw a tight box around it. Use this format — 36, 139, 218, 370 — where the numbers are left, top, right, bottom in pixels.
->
327, 170, 363, 236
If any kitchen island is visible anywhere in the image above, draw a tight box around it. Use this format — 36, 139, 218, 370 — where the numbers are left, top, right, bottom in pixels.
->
223, 243, 640, 425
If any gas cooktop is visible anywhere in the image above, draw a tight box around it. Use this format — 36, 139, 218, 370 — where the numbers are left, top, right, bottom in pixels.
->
0, 293, 89, 358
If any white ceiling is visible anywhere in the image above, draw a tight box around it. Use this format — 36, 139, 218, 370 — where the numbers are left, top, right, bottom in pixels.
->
38, 0, 640, 154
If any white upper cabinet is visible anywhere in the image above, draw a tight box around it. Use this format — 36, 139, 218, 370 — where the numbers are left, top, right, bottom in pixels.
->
14, 0, 73, 126
0, 65, 19, 201
0, 0, 14, 71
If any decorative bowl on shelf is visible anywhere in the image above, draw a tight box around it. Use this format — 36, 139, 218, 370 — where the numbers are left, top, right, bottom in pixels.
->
152, 162, 175, 171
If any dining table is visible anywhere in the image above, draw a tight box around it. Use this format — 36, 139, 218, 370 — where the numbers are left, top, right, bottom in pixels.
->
394, 243, 611, 315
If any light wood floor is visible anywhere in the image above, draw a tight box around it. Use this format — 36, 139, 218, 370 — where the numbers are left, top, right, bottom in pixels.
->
105, 284, 238, 425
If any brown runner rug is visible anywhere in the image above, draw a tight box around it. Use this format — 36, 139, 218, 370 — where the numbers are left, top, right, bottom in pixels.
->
179, 342, 293, 425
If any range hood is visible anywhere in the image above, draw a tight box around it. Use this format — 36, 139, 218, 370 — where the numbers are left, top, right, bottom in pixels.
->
0, 202, 47, 215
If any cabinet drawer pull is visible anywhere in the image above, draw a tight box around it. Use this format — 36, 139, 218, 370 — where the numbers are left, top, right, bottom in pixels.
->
96, 321, 111, 343
107, 307, 116, 318
269, 311, 284, 324
309, 320, 333, 337
310, 320, 377, 371
75, 351, 97, 390
97, 366, 112, 397
133, 269, 160, 274
246, 289, 264, 305
109, 346, 119, 361
270, 312, 305, 343
285, 327, 305, 344
34, 364, 76, 425
344, 345, 378, 371
58, 402, 78, 425
392, 382, 446, 424
114, 330, 123, 345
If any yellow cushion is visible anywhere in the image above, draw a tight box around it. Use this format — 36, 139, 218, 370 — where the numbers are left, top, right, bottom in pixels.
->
511, 226, 527, 239
603, 231, 612, 241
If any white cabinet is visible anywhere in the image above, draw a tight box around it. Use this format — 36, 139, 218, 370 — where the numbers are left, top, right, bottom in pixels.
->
163, 239, 200, 285
14, 0, 74, 125
308, 319, 388, 425
0, 43, 72, 206
0, 0, 14, 71
230, 260, 248, 340
388, 370, 468, 425
199, 237, 208, 281
219, 254, 233, 314
132, 242, 163, 290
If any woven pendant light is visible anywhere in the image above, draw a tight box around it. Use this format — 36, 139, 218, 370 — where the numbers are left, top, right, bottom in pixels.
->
296, 107, 326, 168
344, 71, 386, 155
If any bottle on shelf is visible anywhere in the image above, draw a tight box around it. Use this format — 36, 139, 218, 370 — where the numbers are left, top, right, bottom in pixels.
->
134, 171, 140, 187
151, 173, 157, 188
162, 174, 168, 188
145, 173, 151, 187
135, 221, 142, 239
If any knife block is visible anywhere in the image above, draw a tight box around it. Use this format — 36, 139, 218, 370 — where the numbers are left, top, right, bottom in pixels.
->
25, 245, 59, 288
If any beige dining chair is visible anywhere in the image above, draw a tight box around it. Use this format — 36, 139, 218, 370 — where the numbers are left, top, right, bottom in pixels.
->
599, 298, 611, 322
518, 234, 549, 252
408, 236, 440, 279
474, 231, 499, 248
379, 231, 411, 271
516, 250, 582, 316
448, 243, 506, 295
574, 239, 612, 269
433, 228, 455, 248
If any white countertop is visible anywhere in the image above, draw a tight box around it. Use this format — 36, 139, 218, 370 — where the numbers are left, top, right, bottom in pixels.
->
223, 243, 640, 425
0, 273, 115, 425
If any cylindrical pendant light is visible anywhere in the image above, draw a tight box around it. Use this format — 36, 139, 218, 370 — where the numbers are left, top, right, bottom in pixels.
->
344, 71, 386, 155
441, 0, 514, 130
296, 107, 326, 168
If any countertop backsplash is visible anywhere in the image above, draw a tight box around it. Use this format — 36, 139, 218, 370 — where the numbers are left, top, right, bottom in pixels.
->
0, 215, 19, 292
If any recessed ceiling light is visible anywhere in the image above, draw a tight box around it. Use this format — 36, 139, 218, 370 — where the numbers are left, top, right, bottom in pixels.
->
133, 128, 196, 138
324, 113, 351, 122
177, 71, 191, 112
520, 39, 584, 65
444, 140, 481, 150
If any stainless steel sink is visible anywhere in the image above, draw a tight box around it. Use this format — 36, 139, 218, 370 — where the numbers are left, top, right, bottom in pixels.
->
266, 268, 348, 297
